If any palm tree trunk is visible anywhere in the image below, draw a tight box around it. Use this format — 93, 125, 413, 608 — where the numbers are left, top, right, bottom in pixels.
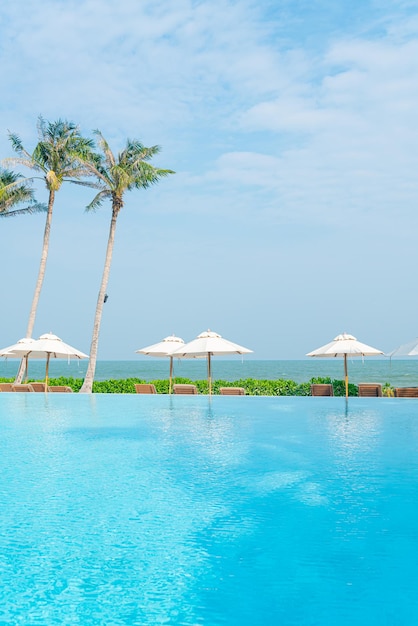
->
14, 190, 55, 383
79, 204, 119, 393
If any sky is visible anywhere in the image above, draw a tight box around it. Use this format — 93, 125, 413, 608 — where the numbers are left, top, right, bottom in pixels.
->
1, 0, 418, 360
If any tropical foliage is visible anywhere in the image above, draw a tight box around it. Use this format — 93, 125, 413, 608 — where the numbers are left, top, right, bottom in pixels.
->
1, 118, 174, 392
0, 169, 45, 217
6, 117, 96, 382
0, 376, 387, 396
77, 132, 174, 393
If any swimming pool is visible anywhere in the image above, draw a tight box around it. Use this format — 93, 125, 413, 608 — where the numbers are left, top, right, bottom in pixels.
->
0, 395, 417, 625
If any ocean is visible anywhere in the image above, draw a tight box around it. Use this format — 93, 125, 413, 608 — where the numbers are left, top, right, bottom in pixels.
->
0, 358, 417, 387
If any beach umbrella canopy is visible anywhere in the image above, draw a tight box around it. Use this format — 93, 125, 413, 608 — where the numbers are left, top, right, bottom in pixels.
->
307, 332, 384, 398
0, 337, 39, 381
171, 329, 253, 394
1, 333, 88, 388
135, 334, 185, 394
387, 337, 418, 357
0, 337, 38, 357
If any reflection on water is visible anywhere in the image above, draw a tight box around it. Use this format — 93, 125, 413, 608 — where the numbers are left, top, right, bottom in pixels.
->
1, 395, 418, 624
325, 404, 382, 459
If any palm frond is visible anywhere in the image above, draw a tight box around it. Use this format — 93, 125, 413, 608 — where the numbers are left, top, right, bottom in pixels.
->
131, 163, 175, 189
36, 115, 47, 140
11, 117, 97, 186
69, 137, 95, 158
33, 142, 52, 170
71, 152, 111, 187
111, 164, 132, 193
65, 178, 103, 190
39, 117, 77, 144
82, 132, 174, 208
93, 130, 115, 168
2, 156, 39, 171
0, 169, 25, 189
129, 150, 164, 173
0, 168, 45, 216
126, 141, 161, 163
0, 202, 47, 217
85, 190, 110, 212
61, 166, 96, 179
8, 131, 32, 160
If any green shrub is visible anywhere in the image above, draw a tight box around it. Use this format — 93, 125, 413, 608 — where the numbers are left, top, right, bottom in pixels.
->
0, 375, 388, 396
382, 382, 394, 397
309, 376, 357, 396
46, 376, 84, 392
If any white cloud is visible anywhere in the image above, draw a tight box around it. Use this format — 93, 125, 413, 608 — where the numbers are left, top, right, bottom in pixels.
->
226, 31, 418, 224
2, 0, 418, 358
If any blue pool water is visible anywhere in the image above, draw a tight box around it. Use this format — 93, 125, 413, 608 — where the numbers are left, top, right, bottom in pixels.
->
1, 395, 418, 625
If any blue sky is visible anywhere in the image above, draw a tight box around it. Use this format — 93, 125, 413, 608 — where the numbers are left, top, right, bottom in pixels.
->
1, 0, 418, 359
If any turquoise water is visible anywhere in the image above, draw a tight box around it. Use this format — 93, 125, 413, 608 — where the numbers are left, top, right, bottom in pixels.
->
1, 394, 418, 624
1, 358, 418, 386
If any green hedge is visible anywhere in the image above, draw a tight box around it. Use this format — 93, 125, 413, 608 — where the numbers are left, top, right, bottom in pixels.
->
0, 375, 395, 396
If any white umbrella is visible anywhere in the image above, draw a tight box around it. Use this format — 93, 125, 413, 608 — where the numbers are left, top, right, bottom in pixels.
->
0, 337, 37, 356
387, 337, 418, 357
135, 334, 185, 394
0, 337, 38, 381
0, 333, 88, 389
171, 329, 253, 395
307, 332, 384, 398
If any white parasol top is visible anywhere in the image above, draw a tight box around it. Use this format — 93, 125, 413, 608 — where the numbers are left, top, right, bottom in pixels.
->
387, 337, 418, 357
307, 333, 383, 358
135, 335, 185, 357
172, 329, 253, 357
0, 337, 38, 357
1, 333, 88, 359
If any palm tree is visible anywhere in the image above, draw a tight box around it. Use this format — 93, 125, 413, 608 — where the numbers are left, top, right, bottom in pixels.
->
7, 116, 95, 382
79, 132, 174, 393
0, 169, 46, 217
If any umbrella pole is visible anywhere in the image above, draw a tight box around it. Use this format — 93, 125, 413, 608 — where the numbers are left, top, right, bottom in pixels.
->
344, 354, 348, 398
45, 354, 50, 392
169, 356, 173, 394
24, 355, 29, 383
208, 353, 212, 395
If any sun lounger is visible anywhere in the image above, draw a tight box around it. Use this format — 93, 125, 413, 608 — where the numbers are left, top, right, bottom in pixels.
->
219, 387, 246, 395
48, 386, 73, 393
394, 387, 418, 398
30, 382, 47, 392
358, 383, 382, 397
173, 384, 198, 395
0, 383, 14, 392
310, 384, 334, 397
134, 383, 157, 394
12, 384, 35, 392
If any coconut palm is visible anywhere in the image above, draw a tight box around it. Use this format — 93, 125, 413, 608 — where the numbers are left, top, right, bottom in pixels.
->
0, 169, 46, 217
7, 116, 95, 382
79, 132, 174, 393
